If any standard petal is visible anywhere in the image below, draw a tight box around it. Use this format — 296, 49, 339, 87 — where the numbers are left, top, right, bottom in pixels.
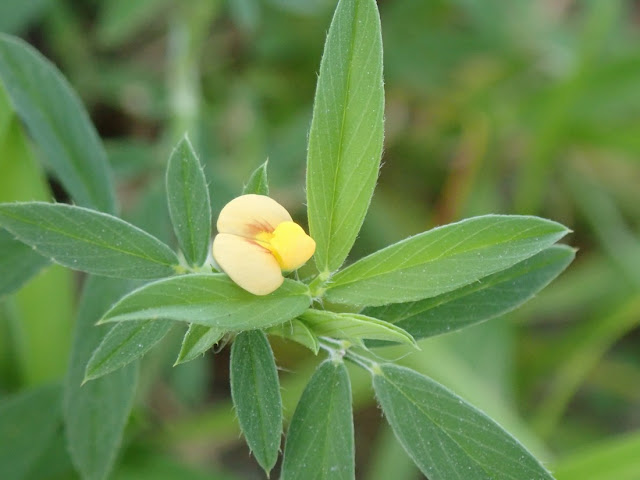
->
217, 194, 292, 238
212, 233, 284, 295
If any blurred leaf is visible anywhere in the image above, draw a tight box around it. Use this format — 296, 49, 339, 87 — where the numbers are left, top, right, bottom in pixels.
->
230, 330, 282, 474
0, 384, 61, 480
101, 274, 311, 330
0, 229, 48, 298
64, 276, 139, 480
166, 135, 212, 267
281, 360, 354, 480
325, 215, 569, 307
97, 0, 171, 48
84, 320, 173, 382
268, 319, 319, 354
554, 431, 640, 480
299, 309, 415, 347
23, 428, 75, 480
306, 0, 384, 274
113, 452, 240, 480
373, 364, 553, 480
243, 160, 269, 195
0, 0, 51, 35
365, 245, 575, 339
0, 202, 179, 279
0, 34, 116, 213
533, 293, 640, 437
175, 324, 225, 365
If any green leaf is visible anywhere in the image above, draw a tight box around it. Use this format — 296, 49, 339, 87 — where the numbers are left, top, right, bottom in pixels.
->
0, 228, 49, 298
0, 34, 116, 213
0, 202, 179, 279
553, 431, 640, 480
306, 0, 384, 274
268, 319, 319, 354
243, 160, 269, 195
325, 215, 570, 307
101, 273, 311, 330
166, 135, 211, 267
64, 276, 139, 480
364, 245, 575, 340
281, 360, 354, 480
84, 320, 174, 382
175, 324, 225, 365
299, 309, 415, 347
0, 384, 62, 480
230, 330, 282, 474
373, 364, 553, 480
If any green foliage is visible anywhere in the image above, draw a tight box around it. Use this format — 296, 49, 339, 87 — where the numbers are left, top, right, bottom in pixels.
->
373, 364, 554, 480
325, 215, 569, 307
101, 274, 311, 329
175, 324, 225, 365
267, 319, 319, 354
0, 229, 48, 298
299, 309, 415, 347
230, 331, 282, 475
281, 360, 354, 480
306, 0, 384, 274
0, 384, 61, 480
0, 202, 179, 278
64, 276, 139, 480
166, 135, 211, 267
0, 34, 116, 214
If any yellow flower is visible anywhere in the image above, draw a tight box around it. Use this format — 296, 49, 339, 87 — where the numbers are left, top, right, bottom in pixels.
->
212, 194, 316, 295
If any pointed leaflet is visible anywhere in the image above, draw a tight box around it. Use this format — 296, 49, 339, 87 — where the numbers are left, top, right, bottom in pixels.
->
268, 319, 319, 354
175, 324, 225, 365
101, 273, 311, 331
166, 135, 211, 267
365, 245, 575, 340
373, 364, 553, 480
0, 34, 116, 214
281, 360, 354, 480
84, 320, 174, 382
0, 202, 179, 278
325, 215, 569, 307
0, 384, 62, 480
299, 309, 415, 347
230, 331, 282, 474
243, 160, 269, 196
306, 0, 384, 274
64, 276, 139, 480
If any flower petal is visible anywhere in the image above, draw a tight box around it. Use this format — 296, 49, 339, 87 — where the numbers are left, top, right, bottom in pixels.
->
217, 194, 292, 238
270, 221, 316, 271
212, 233, 284, 295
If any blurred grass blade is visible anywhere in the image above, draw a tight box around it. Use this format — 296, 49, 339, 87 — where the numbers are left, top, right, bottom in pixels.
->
299, 309, 415, 347
0, 384, 62, 480
553, 431, 640, 480
166, 135, 211, 268
64, 276, 139, 480
0, 228, 48, 298
281, 360, 354, 480
268, 319, 319, 354
373, 364, 553, 480
84, 320, 173, 382
0, 34, 116, 213
243, 160, 269, 195
230, 331, 282, 475
306, 0, 384, 274
175, 324, 225, 365
0, 202, 180, 279
365, 245, 575, 340
101, 274, 311, 330
533, 293, 640, 437
325, 215, 569, 307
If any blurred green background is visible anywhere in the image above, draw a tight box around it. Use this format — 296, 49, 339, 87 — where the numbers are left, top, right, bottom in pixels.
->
1, 0, 640, 479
